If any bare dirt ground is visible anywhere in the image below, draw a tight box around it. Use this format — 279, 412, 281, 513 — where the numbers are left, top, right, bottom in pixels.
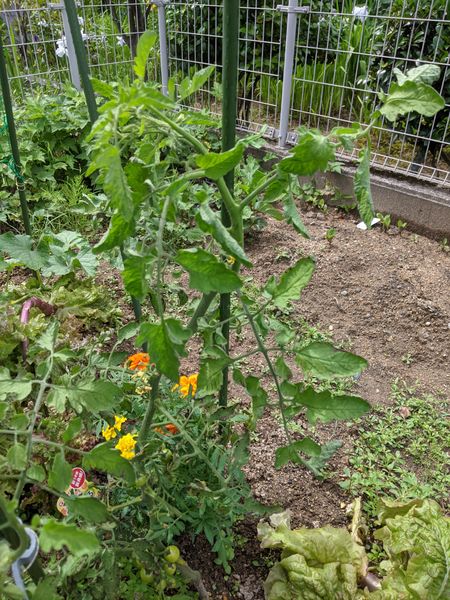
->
187, 205, 450, 599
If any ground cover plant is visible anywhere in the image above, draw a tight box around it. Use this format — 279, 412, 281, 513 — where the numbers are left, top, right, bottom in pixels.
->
0, 28, 447, 600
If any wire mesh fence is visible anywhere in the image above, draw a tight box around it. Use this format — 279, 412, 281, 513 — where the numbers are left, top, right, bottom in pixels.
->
0, 0, 449, 186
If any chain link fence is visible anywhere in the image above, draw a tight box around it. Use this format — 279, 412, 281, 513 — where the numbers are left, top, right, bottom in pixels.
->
1, 0, 449, 186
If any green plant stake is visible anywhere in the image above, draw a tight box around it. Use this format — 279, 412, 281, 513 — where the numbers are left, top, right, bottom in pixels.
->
0, 33, 31, 236
62, 0, 144, 327
219, 0, 240, 408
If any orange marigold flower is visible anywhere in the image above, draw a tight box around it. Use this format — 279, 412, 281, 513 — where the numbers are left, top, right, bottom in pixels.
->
126, 352, 150, 371
165, 423, 179, 435
172, 373, 198, 398
154, 423, 179, 436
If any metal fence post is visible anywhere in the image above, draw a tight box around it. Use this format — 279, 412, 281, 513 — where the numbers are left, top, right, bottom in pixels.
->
277, 2, 309, 147
49, 3, 81, 91
156, 0, 169, 96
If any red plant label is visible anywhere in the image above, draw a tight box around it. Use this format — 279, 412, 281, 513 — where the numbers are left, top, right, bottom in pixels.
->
71, 467, 86, 489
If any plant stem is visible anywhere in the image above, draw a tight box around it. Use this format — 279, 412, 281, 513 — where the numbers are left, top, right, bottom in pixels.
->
240, 172, 278, 209
158, 405, 226, 485
14, 358, 54, 504
138, 375, 160, 446
187, 292, 217, 333
238, 294, 291, 444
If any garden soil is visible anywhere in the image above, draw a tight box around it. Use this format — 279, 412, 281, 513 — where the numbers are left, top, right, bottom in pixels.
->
179, 206, 450, 600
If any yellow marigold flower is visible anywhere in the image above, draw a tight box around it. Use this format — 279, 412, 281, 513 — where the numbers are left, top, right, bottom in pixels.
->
126, 352, 150, 372
115, 433, 138, 460
173, 373, 198, 397
114, 415, 127, 431
227, 255, 236, 265
102, 425, 117, 441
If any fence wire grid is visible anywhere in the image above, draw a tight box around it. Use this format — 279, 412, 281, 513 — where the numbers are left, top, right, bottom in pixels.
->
1, 0, 449, 186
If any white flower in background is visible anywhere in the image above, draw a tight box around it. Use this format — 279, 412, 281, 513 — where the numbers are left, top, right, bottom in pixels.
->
81, 29, 89, 42
78, 16, 84, 26
55, 37, 68, 58
37, 20, 48, 27
352, 5, 369, 21
116, 36, 126, 47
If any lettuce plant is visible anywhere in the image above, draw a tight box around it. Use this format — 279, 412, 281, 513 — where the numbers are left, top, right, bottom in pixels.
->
258, 499, 450, 599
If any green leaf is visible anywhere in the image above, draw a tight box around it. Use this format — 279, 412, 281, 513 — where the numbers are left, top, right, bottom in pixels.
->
62, 380, 122, 414
291, 387, 370, 424
40, 520, 100, 556
178, 65, 215, 100
196, 204, 251, 266
198, 347, 232, 395
380, 80, 445, 122
394, 64, 441, 86
257, 510, 367, 599
117, 322, 140, 342
94, 213, 135, 253
122, 255, 153, 302
274, 356, 292, 381
48, 453, 72, 493
62, 417, 82, 444
137, 321, 180, 381
275, 438, 321, 468
90, 146, 135, 252
175, 248, 242, 293
282, 192, 309, 239
83, 443, 135, 484
0, 233, 48, 270
66, 497, 111, 524
374, 500, 450, 599
237, 374, 268, 423
27, 464, 46, 482
279, 130, 335, 175
0, 370, 32, 401
305, 440, 343, 475
195, 143, 244, 180
267, 257, 315, 309
7, 444, 27, 470
354, 146, 374, 229
133, 31, 157, 79
91, 78, 116, 99
296, 342, 367, 380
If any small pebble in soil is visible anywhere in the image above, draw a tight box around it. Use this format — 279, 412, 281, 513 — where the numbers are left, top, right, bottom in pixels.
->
329, 325, 334, 331
425, 321, 431, 326
341, 290, 348, 296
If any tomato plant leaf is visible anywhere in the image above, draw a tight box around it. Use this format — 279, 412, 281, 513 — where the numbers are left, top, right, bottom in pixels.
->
48, 453, 72, 493
296, 342, 367, 379
196, 204, 251, 266
178, 65, 215, 100
279, 130, 335, 175
83, 443, 135, 484
7, 444, 27, 471
133, 31, 157, 79
66, 497, 111, 524
40, 520, 100, 556
198, 347, 232, 395
354, 147, 375, 229
282, 192, 309, 239
138, 320, 180, 381
195, 143, 244, 180
290, 387, 370, 424
62, 417, 82, 444
266, 257, 315, 309
175, 248, 242, 293
122, 255, 153, 302
275, 438, 321, 469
